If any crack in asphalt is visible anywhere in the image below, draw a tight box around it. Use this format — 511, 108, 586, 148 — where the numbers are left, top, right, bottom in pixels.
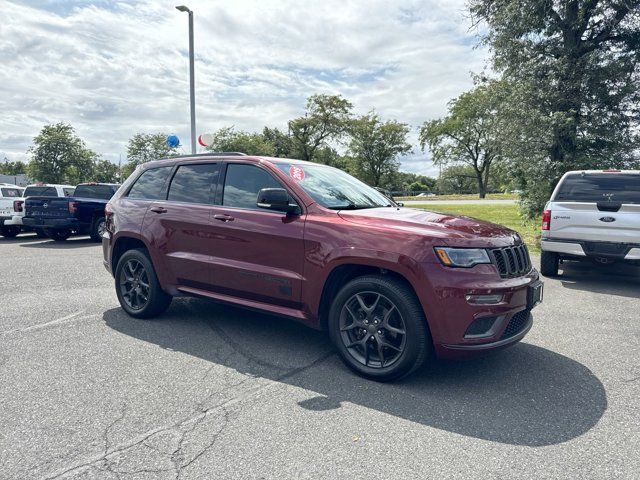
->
42, 338, 335, 480
0, 312, 100, 337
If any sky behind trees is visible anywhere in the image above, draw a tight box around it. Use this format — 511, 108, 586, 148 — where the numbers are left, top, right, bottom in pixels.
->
0, 0, 487, 175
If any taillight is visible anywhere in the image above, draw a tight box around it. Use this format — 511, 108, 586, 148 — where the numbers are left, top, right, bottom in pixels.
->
13, 200, 24, 213
69, 201, 79, 214
542, 210, 551, 231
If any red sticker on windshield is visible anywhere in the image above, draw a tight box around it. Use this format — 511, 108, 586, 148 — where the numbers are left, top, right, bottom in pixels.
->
289, 165, 305, 181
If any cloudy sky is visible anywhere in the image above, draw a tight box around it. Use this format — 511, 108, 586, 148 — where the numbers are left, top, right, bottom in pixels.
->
0, 0, 487, 175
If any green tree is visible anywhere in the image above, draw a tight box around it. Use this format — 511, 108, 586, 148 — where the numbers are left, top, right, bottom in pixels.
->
437, 165, 479, 194
348, 113, 412, 187
262, 127, 295, 158
93, 159, 120, 183
123, 133, 178, 178
0, 160, 28, 175
420, 80, 506, 198
469, 0, 640, 214
27, 123, 97, 184
206, 127, 275, 156
288, 94, 353, 163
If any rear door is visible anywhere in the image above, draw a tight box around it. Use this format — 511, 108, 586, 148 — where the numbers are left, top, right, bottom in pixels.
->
549, 173, 640, 243
142, 162, 221, 290
206, 162, 306, 308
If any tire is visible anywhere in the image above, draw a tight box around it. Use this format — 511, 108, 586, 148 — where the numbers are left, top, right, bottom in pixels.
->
540, 251, 559, 277
35, 228, 48, 238
328, 274, 431, 382
46, 228, 71, 241
115, 248, 172, 319
90, 216, 106, 242
0, 226, 20, 238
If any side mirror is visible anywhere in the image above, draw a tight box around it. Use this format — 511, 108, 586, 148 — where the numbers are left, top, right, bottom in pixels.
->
257, 188, 301, 215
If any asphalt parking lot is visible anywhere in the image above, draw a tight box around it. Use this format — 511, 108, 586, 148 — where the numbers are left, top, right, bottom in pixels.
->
1, 234, 639, 479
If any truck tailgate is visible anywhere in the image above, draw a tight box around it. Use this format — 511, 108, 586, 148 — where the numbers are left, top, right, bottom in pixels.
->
25, 197, 70, 219
549, 202, 640, 243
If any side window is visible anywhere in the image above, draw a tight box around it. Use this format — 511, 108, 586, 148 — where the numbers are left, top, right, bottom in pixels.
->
222, 164, 282, 210
168, 164, 219, 204
127, 167, 172, 200
63, 188, 75, 197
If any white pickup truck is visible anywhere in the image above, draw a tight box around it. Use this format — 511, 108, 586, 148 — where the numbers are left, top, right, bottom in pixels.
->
0, 183, 75, 238
540, 169, 640, 276
0, 183, 25, 237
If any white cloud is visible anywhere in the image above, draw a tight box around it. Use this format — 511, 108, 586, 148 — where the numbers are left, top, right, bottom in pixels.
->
0, 0, 487, 175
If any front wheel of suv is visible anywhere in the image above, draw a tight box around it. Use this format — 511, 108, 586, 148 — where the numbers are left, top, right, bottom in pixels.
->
328, 275, 431, 382
115, 249, 172, 319
540, 251, 559, 277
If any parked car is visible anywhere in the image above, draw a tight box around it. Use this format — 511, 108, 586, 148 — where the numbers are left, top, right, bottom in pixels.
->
23, 182, 119, 242
0, 183, 24, 238
103, 154, 542, 381
540, 169, 640, 276
8, 183, 75, 238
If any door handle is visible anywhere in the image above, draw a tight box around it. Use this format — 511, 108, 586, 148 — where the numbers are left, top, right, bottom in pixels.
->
150, 206, 167, 214
213, 214, 234, 222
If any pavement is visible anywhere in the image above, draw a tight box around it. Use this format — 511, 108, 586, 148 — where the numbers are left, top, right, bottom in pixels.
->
1, 233, 639, 479
401, 199, 517, 205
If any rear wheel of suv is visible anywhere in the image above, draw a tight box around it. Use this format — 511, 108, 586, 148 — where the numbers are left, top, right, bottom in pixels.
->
0, 226, 20, 238
328, 275, 431, 382
90, 216, 106, 242
115, 249, 172, 319
46, 228, 71, 241
540, 251, 559, 277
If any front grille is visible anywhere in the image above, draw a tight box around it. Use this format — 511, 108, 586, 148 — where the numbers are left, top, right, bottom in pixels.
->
489, 244, 532, 278
500, 310, 531, 340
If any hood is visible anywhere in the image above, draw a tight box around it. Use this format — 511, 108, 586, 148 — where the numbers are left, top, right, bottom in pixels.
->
338, 207, 521, 247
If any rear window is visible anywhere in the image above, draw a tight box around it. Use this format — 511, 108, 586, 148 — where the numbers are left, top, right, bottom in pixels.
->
127, 167, 173, 200
1, 188, 22, 197
24, 186, 58, 197
168, 163, 219, 204
555, 173, 640, 204
74, 184, 116, 200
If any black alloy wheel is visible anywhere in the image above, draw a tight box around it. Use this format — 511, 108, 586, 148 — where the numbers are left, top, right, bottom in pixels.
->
329, 275, 431, 382
119, 258, 151, 311
339, 292, 406, 369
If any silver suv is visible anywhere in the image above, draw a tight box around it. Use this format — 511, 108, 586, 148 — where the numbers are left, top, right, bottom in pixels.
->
540, 169, 640, 276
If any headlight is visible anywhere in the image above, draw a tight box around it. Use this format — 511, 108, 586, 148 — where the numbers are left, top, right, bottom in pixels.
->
434, 247, 491, 268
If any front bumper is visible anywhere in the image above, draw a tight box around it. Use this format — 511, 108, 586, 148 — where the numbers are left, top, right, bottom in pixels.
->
541, 238, 640, 261
416, 262, 542, 359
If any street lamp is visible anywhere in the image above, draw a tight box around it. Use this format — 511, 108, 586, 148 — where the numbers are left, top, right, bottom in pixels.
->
176, 5, 196, 154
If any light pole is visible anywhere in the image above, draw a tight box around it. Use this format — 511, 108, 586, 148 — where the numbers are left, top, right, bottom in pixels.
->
176, 5, 196, 154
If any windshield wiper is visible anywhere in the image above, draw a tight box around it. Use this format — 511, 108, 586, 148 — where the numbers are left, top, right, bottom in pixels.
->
327, 204, 384, 210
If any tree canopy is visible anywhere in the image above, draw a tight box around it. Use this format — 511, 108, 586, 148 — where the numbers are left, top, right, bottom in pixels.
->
123, 133, 178, 178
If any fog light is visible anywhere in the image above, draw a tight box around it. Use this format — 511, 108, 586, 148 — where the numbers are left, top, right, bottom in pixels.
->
465, 294, 504, 305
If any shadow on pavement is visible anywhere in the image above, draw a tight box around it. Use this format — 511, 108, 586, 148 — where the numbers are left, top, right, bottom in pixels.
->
104, 298, 607, 447
19, 236, 98, 249
558, 260, 640, 299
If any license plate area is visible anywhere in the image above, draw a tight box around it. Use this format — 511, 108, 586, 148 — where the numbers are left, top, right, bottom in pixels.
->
527, 281, 543, 309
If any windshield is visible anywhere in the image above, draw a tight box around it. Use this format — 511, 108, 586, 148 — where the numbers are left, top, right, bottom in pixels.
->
554, 173, 640, 204
275, 163, 393, 209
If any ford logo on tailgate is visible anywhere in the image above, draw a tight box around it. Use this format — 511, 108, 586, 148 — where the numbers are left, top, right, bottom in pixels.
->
599, 216, 616, 223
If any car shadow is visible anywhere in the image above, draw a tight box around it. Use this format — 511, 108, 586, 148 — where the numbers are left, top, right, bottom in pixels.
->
558, 260, 640, 298
103, 298, 607, 447
19, 236, 98, 249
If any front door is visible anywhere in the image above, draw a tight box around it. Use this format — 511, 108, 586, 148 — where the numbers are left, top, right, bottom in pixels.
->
207, 162, 306, 308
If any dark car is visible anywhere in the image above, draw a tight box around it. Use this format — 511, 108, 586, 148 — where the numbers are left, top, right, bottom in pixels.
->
24, 182, 120, 241
103, 154, 542, 381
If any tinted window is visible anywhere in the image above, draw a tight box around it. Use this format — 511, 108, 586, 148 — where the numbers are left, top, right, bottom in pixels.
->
168, 164, 219, 204
127, 167, 172, 200
1, 188, 22, 197
24, 186, 57, 197
63, 188, 75, 197
223, 164, 282, 209
555, 173, 640, 204
74, 184, 117, 200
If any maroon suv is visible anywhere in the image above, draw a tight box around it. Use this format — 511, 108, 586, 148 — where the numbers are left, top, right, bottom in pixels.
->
103, 153, 543, 381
